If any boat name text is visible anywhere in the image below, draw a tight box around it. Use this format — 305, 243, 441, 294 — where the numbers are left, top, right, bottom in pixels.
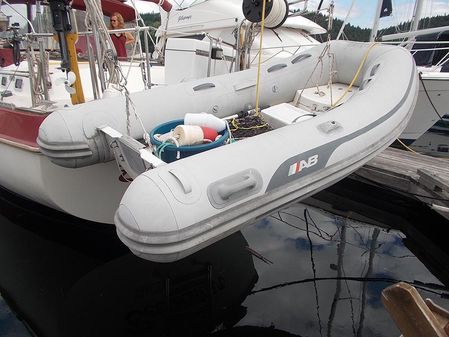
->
288, 155, 319, 176
178, 15, 192, 22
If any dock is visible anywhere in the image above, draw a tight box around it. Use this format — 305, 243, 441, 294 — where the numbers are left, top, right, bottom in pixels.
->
351, 147, 449, 219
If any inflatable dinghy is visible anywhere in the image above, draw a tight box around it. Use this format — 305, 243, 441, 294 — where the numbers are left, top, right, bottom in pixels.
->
37, 41, 419, 261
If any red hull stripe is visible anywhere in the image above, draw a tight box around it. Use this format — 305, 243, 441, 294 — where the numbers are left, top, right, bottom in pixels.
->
0, 107, 48, 149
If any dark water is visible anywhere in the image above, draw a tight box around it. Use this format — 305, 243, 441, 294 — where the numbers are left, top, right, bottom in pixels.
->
0, 179, 448, 337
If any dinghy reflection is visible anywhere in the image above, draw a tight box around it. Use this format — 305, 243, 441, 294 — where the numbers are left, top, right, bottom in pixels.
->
59, 233, 258, 337
0, 190, 258, 337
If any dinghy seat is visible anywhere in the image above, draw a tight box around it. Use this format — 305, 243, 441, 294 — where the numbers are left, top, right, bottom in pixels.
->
293, 82, 357, 112
261, 103, 315, 129
261, 82, 358, 129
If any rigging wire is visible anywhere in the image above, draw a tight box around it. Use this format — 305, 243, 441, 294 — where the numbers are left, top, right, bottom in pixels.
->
419, 71, 444, 120
335, 0, 356, 41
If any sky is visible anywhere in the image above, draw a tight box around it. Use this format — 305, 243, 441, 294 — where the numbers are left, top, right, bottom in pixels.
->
1, 0, 448, 31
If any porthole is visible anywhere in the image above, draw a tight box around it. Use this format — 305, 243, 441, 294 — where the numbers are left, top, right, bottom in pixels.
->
14, 78, 23, 90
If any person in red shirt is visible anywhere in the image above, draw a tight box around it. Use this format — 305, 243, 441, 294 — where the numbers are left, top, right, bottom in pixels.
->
109, 12, 135, 60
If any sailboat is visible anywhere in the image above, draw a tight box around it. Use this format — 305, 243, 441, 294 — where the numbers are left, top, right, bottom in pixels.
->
0, 0, 325, 224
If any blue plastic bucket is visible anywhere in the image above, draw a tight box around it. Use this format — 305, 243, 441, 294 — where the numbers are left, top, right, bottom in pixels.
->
149, 119, 229, 163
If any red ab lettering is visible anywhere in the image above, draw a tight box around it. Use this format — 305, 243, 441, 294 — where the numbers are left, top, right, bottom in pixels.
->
288, 154, 319, 176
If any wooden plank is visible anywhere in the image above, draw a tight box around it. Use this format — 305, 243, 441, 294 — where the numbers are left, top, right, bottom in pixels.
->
418, 169, 449, 196
382, 282, 449, 337
355, 166, 414, 192
351, 148, 449, 219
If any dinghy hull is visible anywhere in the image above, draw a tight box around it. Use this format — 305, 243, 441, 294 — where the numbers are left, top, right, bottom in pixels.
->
111, 41, 419, 262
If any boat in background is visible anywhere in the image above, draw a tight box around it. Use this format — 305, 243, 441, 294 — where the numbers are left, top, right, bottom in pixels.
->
37, 39, 419, 261
153, 0, 326, 84
370, 0, 449, 145
407, 29, 449, 157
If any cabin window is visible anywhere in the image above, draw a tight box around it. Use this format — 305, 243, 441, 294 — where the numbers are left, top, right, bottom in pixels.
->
267, 64, 287, 73
1, 77, 6, 86
14, 78, 23, 90
437, 145, 449, 153
412, 31, 449, 67
291, 54, 311, 64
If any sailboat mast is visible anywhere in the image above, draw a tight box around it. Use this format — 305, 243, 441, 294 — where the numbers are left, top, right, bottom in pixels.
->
370, 0, 384, 42
410, 0, 425, 32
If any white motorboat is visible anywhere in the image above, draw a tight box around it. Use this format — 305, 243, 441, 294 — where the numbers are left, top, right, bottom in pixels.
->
371, 0, 449, 144
153, 0, 326, 84
407, 30, 449, 157
37, 40, 419, 261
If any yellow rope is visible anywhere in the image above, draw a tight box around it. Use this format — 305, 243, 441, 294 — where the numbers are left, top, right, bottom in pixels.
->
332, 42, 378, 108
397, 138, 418, 153
230, 124, 269, 131
254, 0, 268, 116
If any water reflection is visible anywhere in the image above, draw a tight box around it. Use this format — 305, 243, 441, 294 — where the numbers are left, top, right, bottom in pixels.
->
237, 190, 449, 337
0, 188, 257, 337
0, 181, 448, 337
58, 234, 257, 337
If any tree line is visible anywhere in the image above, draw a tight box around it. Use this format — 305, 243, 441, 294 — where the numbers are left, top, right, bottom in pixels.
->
140, 11, 449, 42
303, 12, 449, 42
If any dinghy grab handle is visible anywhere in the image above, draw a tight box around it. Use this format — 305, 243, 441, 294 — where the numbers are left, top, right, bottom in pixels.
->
217, 175, 257, 200
168, 169, 192, 194
208, 169, 263, 209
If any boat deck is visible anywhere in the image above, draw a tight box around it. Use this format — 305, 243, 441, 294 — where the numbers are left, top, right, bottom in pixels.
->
351, 147, 449, 219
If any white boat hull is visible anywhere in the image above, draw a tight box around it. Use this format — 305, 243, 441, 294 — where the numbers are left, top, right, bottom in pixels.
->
400, 73, 449, 142
0, 141, 128, 224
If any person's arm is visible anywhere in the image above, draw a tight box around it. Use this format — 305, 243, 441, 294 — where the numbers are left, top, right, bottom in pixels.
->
125, 32, 135, 45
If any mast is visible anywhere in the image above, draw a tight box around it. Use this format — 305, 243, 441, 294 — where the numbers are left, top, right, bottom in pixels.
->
370, 0, 384, 42
26, 0, 32, 32
410, 0, 425, 33
380, 0, 447, 42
